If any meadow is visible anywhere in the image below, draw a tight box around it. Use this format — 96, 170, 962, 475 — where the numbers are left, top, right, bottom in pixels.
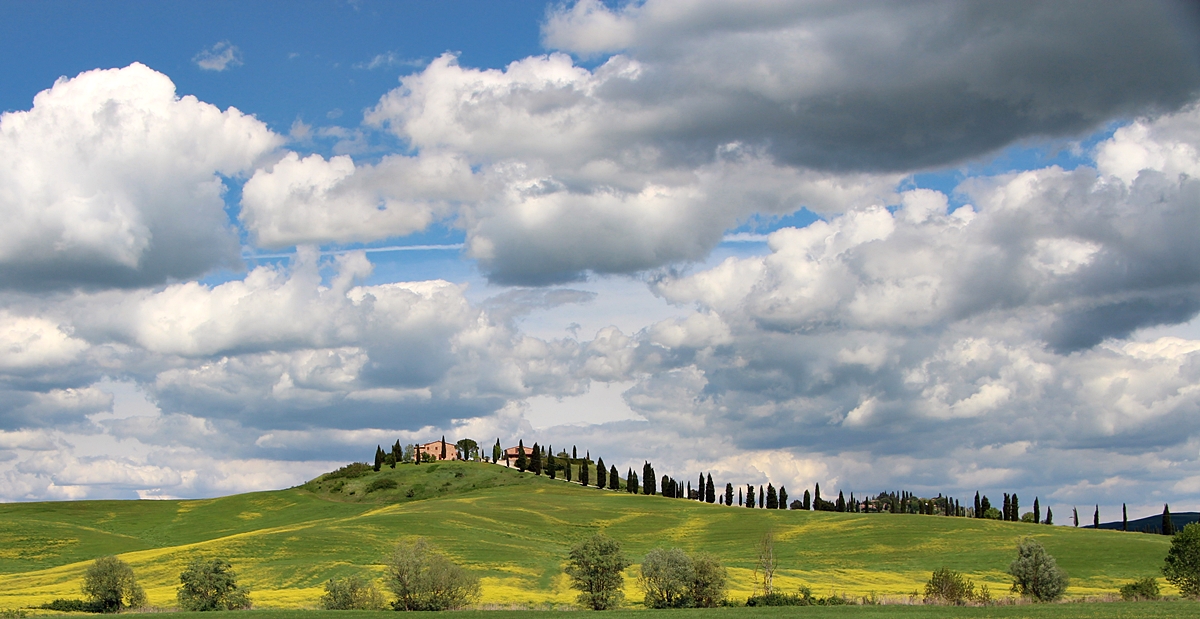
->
0, 461, 1179, 610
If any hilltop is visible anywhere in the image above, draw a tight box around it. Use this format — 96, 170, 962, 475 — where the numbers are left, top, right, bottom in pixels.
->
0, 461, 1180, 609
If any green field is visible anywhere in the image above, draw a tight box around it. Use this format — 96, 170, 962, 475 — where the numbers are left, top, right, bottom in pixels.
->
0, 461, 1180, 610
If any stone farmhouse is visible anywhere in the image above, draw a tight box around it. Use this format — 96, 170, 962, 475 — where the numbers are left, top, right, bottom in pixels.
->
417, 437, 458, 461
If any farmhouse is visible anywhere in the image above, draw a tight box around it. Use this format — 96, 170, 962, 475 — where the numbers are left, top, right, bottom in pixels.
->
502, 444, 534, 466
417, 438, 458, 461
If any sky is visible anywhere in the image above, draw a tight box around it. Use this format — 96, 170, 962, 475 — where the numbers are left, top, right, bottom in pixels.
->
2, 0, 1200, 522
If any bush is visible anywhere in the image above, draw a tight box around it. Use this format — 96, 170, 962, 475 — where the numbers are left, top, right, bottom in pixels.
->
1119, 577, 1160, 601
384, 538, 480, 610
82, 555, 146, 612
1008, 538, 1069, 602
324, 463, 373, 480
746, 585, 852, 606
638, 549, 725, 608
36, 599, 105, 613
366, 477, 398, 493
565, 533, 631, 610
177, 558, 252, 611
1164, 522, 1200, 597
320, 576, 384, 610
924, 567, 977, 605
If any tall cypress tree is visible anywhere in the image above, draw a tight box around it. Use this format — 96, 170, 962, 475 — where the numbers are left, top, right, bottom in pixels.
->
1012, 494, 1020, 521
1123, 503, 1128, 531
1003, 494, 1011, 521
530, 442, 542, 475
725, 483, 733, 506
738, 487, 743, 506
1073, 506, 1079, 527
392, 440, 402, 466
547, 452, 557, 479
687, 481, 693, 500
803, 489, 811, 510
1163, 504, 1175, 535
705, 474, 715, 504
662, 475, 671, 497
516, 439, 527, 472
596, 458, 606, 488
1093, 505, 1100, 528
814, 483, 822, 510
572, 445, 577, 459
766, 484, 778, 509
493, 439, 501, 463
758, 486, 765, 508
580, 455, 590, 486
746, 484, 755, 508
980, 495, 992, 517
374, 445, 384, 471
1033, 497, 1040, 524
1045, 507, 1053, 525
974, 492, 981, 518
441, 435, 447, 460
643, 462, 656, 495
836, 490, 846, 512
780, 486, 788, 509
565, 455, 573, 482
609, 465, 619, 490
626, 468, 636, 493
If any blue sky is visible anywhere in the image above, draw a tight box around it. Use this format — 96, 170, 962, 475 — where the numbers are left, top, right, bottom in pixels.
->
1, 0, 1200, 524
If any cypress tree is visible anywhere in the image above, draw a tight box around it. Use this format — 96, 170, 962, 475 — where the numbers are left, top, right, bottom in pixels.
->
392, 440, 402, 466
725, 483, 733, 506
1093, 505, 1100, 528
661, 475, 671, 497
374, 445, 384, 471
1122, 504, 1128, 531
836, 490, 846, 512
780, 486, 788, 509
1045, 507, 1053, 525
738, 487, 743, 506
705, 474, 715, 504
627, 469, 636, 493
530, 442, 542, 475
1033, 497, 1040, 524
1012, 493, 1020, 521
596, 458, 606, 488
746, 484, 755, 508
687, 481, 693, 499
974, 492, 981, 518
1073, 506, 1079, 527
547, 452, 557, 479
759, 486, 765, 508
610, 465, 619, 490
580, 455, 589, 486
981, 495, 992, 517
565, 455, 573, 482
493, 439, 501, 464
803, 489, 811, 510
1003, 494, 1011, 521
814, 483, 822, 510
766, 484, 778, 509
441, 435, 447, 460
1163, 504, 1175, 535
516, 440, 527, 472
644, 462, 656, 495
572, 446, 577, 459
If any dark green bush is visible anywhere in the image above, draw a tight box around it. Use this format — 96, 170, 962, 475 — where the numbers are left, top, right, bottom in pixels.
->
324, 463, 373, 480
37, 599, 104, 613
1119, 577, 1160, 601
924, 567, 978, 604
366, 477, 398, 493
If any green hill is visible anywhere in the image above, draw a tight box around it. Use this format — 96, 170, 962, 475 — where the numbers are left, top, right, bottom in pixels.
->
0, 461, 1179, 609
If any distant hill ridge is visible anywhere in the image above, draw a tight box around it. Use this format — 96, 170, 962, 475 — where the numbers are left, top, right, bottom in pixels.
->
1088, 511, 1199, 533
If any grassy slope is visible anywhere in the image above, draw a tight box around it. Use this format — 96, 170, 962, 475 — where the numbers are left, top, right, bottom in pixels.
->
0, 461, 1177, 609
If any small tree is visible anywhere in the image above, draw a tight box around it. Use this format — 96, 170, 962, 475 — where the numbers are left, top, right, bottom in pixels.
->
1119, 577, 1160, 601
565, 533, 631, 610
548, 452, 558, 479
82, 555, 146, 613
374, 445, 384, 472
924, 567, 977, 605
492, 439, 501, 463
596, 458, 607, 489
1008, 538, 1069, 602
580, 455, 590, 486
609, 465, 620, 490
177, 558, 251, 611
642, 462, 655, 495
516, 440, 528, 472
455, 438, 478, 461
766, 484, 778, 509
320, 576, 384, 610
640, 548, 695, 608
530, 442, 543, 475
725, 483, 733, 506
1163, 522, 1200, 597
803, 489, 811, 510
778, 486, 787, 510
705, 474, 715, 504
690, 552, 727, 607
385, 538, 480, 610
1045, 507, 1053, 525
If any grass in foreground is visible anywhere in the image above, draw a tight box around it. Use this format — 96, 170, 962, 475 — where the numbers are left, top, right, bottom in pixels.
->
0, 461, 1179, 609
